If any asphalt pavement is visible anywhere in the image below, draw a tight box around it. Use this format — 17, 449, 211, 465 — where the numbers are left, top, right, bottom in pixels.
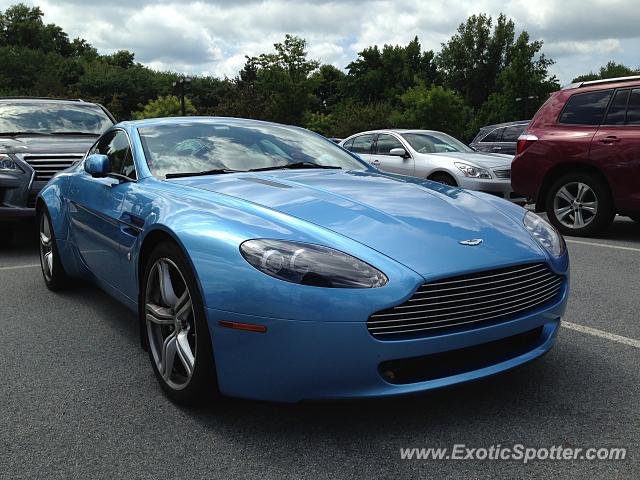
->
1, 217, 638, 479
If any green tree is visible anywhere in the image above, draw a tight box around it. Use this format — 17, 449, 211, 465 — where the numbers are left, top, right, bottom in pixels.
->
389, 84, 472, 139
344, 37, 437, 105
132, 95, 195, 119
573, 61, 639, 83
243, 34, 319, 125
437, 14, 515, 108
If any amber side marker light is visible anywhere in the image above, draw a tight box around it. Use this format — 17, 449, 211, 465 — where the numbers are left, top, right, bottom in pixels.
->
218, 320, 267, 333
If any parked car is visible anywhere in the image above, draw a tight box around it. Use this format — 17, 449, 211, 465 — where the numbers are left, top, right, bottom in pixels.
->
512, 76, 640, 236
328, 137, 343, 144
340, 129, 524, 202
37, 117, 568, 404
470, 120, 529, 155
0, 97, 115, 231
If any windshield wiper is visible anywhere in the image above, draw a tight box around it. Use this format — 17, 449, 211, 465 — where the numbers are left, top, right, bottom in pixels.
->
165, 168, 241, 179
248, 161, 342, 172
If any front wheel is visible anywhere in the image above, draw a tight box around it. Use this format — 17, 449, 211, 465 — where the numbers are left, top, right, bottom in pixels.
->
546, 172, 614, 236
429, 172, 458, 187
141, 241, 218, 405
38, 207, 71, 290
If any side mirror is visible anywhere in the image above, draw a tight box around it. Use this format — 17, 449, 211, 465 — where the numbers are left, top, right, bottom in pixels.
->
389, 148, 409, 158
84, 154, 110, 178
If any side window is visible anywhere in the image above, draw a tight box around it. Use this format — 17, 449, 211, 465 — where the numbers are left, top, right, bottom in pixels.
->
558, 90, 613, 125
481, 128, 502, 143
603, 89, 629, 125
97, 130, 134, 178
502, 125, 526, 142
375, 134, 405, 154
342, 138, 354, 150
625, 89, 640, 125
350, 134, 375, 154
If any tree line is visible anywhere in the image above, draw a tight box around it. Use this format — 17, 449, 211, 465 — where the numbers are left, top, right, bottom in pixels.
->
1, 3, 638, 141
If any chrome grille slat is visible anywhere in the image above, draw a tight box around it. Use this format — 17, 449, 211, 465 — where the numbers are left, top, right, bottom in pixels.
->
423, 263, 542, 287
395, 275, 560, 308
493, 168, 511, 179
370, 279, 563, 321
370, 290, 560, 335
407, 271, 556, 301
23, 154, 83, 181
409, 265, 549, 294
367, 263, 564, 339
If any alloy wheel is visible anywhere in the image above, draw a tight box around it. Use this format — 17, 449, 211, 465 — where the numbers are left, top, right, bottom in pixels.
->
39, 213, 54, 281
145, 258, 197, 390
553, 182, 598, 230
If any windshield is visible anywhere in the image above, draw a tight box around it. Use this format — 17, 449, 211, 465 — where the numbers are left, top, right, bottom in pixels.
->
138, 121, 368, 178
0, 102, 113, 135
401, 132, 474, 154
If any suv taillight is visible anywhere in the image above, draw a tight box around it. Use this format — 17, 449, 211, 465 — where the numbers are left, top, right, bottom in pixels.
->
516, 134, 538, 155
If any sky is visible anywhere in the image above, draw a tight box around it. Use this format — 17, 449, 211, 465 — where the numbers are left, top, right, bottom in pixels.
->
1, 0, 639, 84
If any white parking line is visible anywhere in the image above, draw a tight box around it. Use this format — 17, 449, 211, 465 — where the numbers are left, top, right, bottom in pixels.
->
562, 321, 640, 349
565, 239, 640, 253
0, 263, 40, 271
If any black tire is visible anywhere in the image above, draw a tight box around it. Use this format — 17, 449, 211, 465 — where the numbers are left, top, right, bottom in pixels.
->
545, 171, 614, 237
141, 240, 218, 405
37, 207, 71, 291
429, 172, 458, 187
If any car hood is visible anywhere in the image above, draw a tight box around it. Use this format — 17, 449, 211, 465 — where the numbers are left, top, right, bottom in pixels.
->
174, 170, 546, 278
0, 134, 98, 154
421, 151, 512, 168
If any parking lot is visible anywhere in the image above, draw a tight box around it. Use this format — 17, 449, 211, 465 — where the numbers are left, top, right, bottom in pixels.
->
1, 217, 638, 479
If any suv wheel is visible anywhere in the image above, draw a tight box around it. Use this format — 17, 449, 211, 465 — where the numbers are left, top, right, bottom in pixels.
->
546, 172, 614, 237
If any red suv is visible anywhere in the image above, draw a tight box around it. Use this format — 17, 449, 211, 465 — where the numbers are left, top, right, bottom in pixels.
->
512, 76, 640, 236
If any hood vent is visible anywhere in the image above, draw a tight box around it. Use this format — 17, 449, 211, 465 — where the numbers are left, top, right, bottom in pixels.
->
241, 177, 292, 189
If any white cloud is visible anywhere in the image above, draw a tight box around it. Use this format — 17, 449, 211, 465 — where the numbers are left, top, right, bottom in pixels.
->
0, 0, 639, 82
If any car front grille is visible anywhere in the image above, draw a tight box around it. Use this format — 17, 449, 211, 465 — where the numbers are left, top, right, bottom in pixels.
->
368, 263, 564, 339
493, 168, 511, 179
23, 154, 84, 181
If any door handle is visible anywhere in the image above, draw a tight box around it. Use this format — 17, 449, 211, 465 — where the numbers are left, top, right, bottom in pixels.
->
371, 160, 381, 165
599, 136, 620, 144
492, 146, 502, 150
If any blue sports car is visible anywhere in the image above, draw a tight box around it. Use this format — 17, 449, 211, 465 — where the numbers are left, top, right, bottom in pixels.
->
37, 117, 569, 404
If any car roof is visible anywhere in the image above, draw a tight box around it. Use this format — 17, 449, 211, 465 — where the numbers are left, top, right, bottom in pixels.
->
477, 120, 530, 131
344, 129, 447, 138
0, 97, 95, 105
561, 75, 640, 92
119, 116, 296, 129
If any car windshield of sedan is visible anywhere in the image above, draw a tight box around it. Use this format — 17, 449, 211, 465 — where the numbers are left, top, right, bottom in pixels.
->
401, 132, 474, 154
0, 103, 113, 134
138, 121, 368, 178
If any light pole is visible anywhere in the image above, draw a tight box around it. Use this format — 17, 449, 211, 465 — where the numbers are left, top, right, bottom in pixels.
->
172, 76, 192, 116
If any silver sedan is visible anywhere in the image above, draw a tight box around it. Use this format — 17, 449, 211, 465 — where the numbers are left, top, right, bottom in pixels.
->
340, 129, 524, 202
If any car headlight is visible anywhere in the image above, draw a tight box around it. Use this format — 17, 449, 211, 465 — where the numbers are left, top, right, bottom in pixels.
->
240, 239, 388, 288
0, 155, 19, 172
524, 211, 566, 257
454, 162, 492, 179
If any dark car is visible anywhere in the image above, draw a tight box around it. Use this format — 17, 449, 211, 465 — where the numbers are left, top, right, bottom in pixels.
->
512, 76, 640, 236
0, 98, 115, 230
470, 120, 529, 155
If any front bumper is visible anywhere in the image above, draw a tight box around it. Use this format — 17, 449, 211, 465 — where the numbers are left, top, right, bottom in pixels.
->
458, 177, 526, 203
0, 171, 36, 219
206, 283, 567, 402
